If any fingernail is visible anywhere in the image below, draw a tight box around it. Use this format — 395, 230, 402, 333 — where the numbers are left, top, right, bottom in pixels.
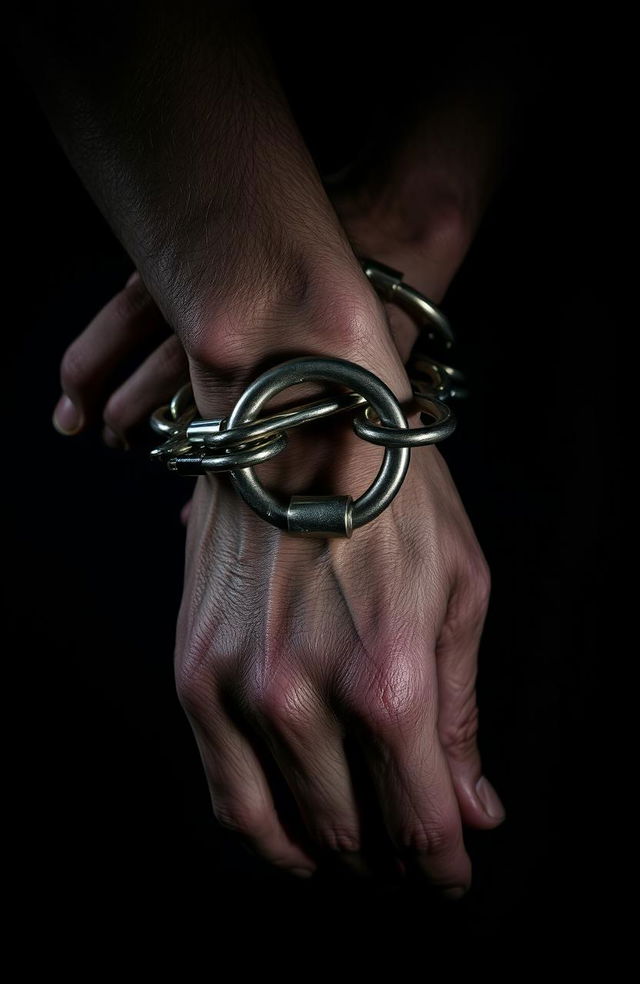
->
475, 775, 506, 821
103, 426, 129, 450
289, 867, 315, 879
52, 394, 82, 435
442, 885, 468, 902
126, 270, 140, 287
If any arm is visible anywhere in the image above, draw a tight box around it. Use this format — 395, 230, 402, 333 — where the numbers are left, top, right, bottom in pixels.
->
13, 0, 404, 411
15, 0, 508, 892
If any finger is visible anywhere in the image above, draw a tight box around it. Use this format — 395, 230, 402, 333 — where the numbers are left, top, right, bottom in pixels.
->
102, 334, 188, 447
348, 656, 472, 899
246, 679, 371, 876
184, 705, 317, 878
436, 572, 506, 828
53, 274, 168, 435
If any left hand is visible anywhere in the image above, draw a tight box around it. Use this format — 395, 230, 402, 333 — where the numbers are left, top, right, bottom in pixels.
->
51, 269, 189, 450
53, 69, 511, 454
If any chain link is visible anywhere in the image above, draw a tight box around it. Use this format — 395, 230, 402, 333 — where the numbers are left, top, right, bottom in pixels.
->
149, 257, 467, 536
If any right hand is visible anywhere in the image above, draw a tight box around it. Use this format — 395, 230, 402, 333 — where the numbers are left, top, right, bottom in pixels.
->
174, 325, 500, 896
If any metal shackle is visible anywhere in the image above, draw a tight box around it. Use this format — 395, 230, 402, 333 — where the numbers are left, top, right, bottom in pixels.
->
225, 355, 411, 538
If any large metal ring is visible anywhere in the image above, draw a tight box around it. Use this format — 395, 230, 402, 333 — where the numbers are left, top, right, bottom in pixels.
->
226, 356, 410, 537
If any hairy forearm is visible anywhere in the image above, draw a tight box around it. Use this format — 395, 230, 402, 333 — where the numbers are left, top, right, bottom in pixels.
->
13, 2, 376, 375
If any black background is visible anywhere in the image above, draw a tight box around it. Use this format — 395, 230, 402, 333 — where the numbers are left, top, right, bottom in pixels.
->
5, 8, 619, 949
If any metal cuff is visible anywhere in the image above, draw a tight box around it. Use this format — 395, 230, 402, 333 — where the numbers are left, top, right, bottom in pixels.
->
149, 257, 467, 538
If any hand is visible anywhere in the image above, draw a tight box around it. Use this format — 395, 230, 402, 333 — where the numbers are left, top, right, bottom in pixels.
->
53, 63, 513, 451
174, 294, 500, 897
53, 217, 505, 903
52, 270, 188, 449
37, 2, 509, 896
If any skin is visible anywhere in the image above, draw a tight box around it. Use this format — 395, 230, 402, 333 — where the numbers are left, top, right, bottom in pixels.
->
18, 1, 514, 895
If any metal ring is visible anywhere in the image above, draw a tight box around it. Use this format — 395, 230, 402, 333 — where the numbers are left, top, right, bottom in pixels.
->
150, 432, 195, 460
151, 386, 198, 436
359, 256, 454, 347
168, 431, 288, 473
410, 354, 468, 401
170, 382, 195, 419
150, 404, 177, 436
188, 391, 367, 448
225, 356, 410, 533
352, 399, 456, 447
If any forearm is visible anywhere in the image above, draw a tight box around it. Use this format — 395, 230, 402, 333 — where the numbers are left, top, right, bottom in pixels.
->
13, 1, 386, 400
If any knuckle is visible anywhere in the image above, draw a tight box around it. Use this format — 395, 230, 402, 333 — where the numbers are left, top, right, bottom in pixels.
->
174, 619, 233, 717
212, 800, 269, 842
247, 676, 310, 735
175, 663, 210, 719
398, 815, 460, 856
246, 682, 282, 723
315, 825, 361, 854
353, 657, 431, 737
362, 695, 422, 737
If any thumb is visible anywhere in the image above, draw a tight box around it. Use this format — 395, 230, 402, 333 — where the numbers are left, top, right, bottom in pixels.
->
435, 576, 506, 829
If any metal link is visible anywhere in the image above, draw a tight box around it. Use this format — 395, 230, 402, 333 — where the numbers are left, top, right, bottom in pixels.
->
166, 431, 288, 474
409, 354, 468, 402
358, 256, 454, 351
149, 256, 467, 534
186, 390, 367, 448
352, 399, 456, 447
225, 356, 410, 535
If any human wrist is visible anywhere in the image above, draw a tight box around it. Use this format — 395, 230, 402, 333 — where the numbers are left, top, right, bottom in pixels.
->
182, 254, 414, 422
